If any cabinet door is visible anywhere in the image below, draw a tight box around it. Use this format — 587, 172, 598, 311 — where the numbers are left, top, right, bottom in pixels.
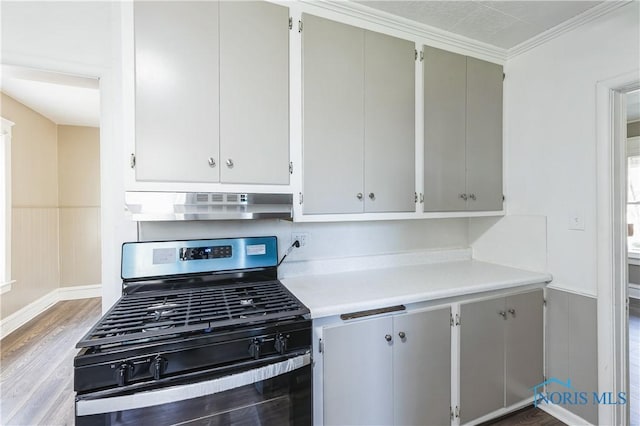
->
323, 317, 393, 425
423, 46, 467, 211
393, 308, 451, 426
466, 57, 503, 211
460, 297, 505, 423
134, 2, 219, 183
364, 31, 415, 213
219, 1, 289, 184
302, 14, 365, 214
505, 290, 544, 406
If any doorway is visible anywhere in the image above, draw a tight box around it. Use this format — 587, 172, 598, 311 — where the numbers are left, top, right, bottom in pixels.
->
0, 65, 102, 337
625, 88, 640, 425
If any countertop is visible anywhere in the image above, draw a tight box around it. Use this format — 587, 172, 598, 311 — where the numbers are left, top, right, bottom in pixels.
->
281, 259, 552, 319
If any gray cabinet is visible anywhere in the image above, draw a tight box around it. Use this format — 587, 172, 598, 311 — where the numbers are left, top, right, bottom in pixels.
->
302, 14, 415, 215
134, 1, 289, 185
423, 46, 503, 212
323, 307, 450, 425
459, 290, 543, 423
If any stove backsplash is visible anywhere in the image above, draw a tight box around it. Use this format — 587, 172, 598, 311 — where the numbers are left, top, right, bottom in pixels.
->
138, 218, 469, 266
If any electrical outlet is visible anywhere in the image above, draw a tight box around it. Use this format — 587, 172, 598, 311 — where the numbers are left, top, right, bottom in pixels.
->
291, 232, 308, 247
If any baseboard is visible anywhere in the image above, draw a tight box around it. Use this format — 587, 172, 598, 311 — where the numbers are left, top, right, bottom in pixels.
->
0, 290, 59, 340
0, 284, 101, 340
58, 284, 102, 301
539, 403, 594, 426
463, 399, 532, 426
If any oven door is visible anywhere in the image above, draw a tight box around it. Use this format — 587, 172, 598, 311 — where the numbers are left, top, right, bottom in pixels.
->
76, 353, 311, 426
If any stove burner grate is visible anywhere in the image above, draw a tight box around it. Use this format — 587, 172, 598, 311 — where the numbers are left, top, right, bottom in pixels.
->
76, 280, 308, 349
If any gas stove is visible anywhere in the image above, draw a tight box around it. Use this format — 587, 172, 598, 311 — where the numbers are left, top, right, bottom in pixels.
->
74, 236, 311, 425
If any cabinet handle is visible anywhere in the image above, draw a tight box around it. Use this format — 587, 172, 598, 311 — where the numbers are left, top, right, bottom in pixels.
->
469, 193, 477, 201
369, 193, 375, 200
208, 157, 216, 168
398, 331, 406, 339
459, 193, 468, 201
498, 311, 507, 319
384, 334, 392, 342
357, 193, 363, 200
508, 308, 516, 318
226, 158, 234, 168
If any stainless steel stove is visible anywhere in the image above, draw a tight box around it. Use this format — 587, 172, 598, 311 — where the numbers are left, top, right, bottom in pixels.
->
74, 236, 311, 426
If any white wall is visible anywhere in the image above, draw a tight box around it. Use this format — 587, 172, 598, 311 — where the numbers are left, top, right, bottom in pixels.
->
504, 2, 640, 295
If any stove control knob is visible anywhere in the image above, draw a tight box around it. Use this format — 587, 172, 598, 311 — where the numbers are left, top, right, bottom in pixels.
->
249, 338, 262, 360
116, 362, 133, 387
149, 355, 167, 380
275, 334, 289, 355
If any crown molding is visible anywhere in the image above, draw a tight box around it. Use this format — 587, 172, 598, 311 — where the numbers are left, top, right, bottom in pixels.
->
299, 0, 508, 63
507, 1, 632, 59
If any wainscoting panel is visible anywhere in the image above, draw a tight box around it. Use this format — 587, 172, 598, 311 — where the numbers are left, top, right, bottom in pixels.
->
59, 207, 101, 287
2, 207, 60, 320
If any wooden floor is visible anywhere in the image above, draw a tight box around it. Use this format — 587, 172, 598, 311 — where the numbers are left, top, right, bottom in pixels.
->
481, 406, 566, 426
630, 298, 640, 426
0, 298, 101, 426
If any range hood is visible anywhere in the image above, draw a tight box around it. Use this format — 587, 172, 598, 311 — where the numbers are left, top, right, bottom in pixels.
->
124, 192, 293, 221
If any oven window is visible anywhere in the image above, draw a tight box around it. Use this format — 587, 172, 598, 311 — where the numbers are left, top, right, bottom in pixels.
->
76, 365, 311, 426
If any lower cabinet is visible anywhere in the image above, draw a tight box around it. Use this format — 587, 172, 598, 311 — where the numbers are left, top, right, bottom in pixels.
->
459, 290, 544, 423
322, 307, 451, 426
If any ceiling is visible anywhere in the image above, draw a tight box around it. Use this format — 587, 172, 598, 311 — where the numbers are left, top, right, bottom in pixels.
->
1, 65, 100, 128
0, 1, 617, 126
355, 1, 605, 49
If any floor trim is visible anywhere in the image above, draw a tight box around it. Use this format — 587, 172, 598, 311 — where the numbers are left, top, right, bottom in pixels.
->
0, 284, 101, 340
539, 403, 594, 426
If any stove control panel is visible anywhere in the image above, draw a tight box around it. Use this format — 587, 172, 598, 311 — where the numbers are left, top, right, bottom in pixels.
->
122, 236, 278, 280
179, 245, 232, 261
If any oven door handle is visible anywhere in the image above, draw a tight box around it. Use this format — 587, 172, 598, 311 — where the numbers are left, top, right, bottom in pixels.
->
76, 352, 310, 416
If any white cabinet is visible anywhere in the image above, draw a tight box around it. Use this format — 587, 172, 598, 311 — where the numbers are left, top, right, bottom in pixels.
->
322, 307, 451, 425
459, 290, 543, 423
133, 1, 289, 185
423, 46, 503, 212
302, 14, 415, 215
134, 1, 219, 183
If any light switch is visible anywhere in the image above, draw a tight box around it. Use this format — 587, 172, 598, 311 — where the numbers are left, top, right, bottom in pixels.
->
569, 215, 585, 231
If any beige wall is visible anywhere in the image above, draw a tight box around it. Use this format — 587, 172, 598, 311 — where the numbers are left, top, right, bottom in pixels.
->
58, 125, 101, 287
1, 92, 60, 319
1, 94, 101, 320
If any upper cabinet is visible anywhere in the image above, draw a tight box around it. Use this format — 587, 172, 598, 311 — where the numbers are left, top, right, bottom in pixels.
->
133, 1, 290, 185
423, 46, 503, 212
302, 14, 415, 215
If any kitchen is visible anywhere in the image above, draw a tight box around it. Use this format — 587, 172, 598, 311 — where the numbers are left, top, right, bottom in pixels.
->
1, 1, 639, 425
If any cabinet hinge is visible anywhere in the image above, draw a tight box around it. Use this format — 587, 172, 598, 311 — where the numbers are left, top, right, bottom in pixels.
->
543, 298, 547, 307
318, 338, 323, 353
414, 49, 417, 61
450, 313, 454, 326
455, 406, 460, 419
450, 406, 454, 421
130, 153, 136, 169
299, 192, 304, 205
420, 193, 424, 204
503, 194, 506, 202
420, 50, 424, 61
414, 192, 418, 203
503, 72, 506, 81
298, 20, 303, 33
288, 17, 293, 30
289, 161, 293, 175
456, 313, 460, 326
